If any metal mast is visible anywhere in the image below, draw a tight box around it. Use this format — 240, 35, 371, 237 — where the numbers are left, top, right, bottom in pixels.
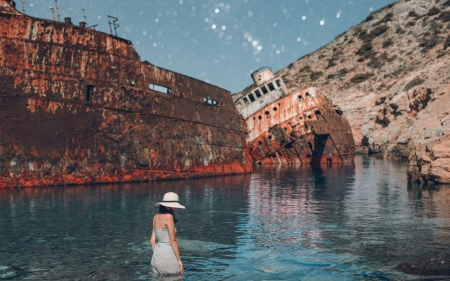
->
55, 0, 60, 21
50, 6, 55, 21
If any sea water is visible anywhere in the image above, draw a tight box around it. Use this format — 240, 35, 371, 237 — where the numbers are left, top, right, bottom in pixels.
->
0, 156, 449, 280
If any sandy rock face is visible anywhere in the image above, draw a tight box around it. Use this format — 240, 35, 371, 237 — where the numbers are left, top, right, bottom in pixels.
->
235, 0, 450, 181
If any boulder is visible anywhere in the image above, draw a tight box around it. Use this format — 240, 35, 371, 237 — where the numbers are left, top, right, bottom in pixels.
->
408, 138, 450, 184
397, 249, 450, 276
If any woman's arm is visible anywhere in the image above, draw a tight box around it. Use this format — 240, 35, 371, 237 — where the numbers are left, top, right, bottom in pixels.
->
150, 229, 156, 251
150, 215, 156, 251
165, 214, 184, 274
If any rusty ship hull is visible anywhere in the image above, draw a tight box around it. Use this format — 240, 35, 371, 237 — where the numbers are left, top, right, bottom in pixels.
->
0, 1, 251, 188
234, 67, 355, 165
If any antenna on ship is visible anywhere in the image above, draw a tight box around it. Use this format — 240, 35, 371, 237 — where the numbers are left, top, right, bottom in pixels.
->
21, 0, 25, 13
55, 0, 60, 21
108, 15, 119, 36
82, 9, 88, 26
50, 6, 55, 21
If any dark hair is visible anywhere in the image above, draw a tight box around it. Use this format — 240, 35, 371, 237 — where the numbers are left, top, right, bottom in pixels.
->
158, 205, 178, 223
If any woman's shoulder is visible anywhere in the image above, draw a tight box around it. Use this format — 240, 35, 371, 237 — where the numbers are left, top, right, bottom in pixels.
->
159, 213, 175, 223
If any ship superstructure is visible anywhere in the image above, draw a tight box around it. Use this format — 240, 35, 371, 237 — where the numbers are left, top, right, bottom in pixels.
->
234, 67, 355, 165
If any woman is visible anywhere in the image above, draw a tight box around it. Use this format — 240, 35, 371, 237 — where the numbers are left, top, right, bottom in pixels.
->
150, 192, 185, 276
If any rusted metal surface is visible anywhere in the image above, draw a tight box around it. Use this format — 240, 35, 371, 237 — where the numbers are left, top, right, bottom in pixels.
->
0, 1, 251, 188
235, 67, 355, 165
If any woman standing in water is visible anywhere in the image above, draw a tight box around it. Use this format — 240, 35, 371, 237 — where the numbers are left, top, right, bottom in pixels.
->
150, 192, 185, 276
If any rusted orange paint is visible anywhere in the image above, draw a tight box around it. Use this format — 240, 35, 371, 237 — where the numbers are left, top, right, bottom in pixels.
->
0, 1, 251, 188
236, 68, 355, 165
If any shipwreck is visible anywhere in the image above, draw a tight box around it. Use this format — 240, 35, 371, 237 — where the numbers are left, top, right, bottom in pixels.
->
0, 0, 356, 188
234, 67, 355, 165
0, 0, 251, 188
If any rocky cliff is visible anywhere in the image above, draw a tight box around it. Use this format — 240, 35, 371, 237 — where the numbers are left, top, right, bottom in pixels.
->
236, 0, 450, 183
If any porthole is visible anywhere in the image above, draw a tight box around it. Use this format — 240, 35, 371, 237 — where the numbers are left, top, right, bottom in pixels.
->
265, 111, 270, 115
268, 135, 272, 140
273, 107, 277, 111
258, 141, 262, 145
258, 115, 262, 120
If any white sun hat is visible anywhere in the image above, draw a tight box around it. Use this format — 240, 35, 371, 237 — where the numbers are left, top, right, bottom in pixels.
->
155, 192, 185, 209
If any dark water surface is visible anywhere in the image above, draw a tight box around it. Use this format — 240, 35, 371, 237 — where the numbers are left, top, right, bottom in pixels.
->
1, 156, 450, 280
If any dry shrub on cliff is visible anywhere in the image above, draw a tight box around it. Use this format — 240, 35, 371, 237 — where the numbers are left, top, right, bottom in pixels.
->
427, 6, 441, 17
418, 35, 439, 52
444, 35, 450, 50
408, 11, 420, 19
438, 11, 450, 22
356, 42, 374, 59
374, 12, 394, 26
310, 71, 323, 81
364, 14, 374, 22
350, 73, 374, 84
367, 57, 384, 69
382, 38, 393, 48
395, 27, 406, 34
403, 77, 425, 92
358, 29, 376, 42
371, 25, 389, 36
407, 20, 416, 27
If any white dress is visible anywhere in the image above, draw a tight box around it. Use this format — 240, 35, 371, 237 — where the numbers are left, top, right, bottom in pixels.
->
151, 229, 181, 275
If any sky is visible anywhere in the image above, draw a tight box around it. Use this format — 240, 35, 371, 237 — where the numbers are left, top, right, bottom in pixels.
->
24, 0, 397, 94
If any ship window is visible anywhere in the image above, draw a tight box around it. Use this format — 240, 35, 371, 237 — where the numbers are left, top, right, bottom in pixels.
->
86, 85, 94, 102
268, 82, 275, 91
298, 95, 303, 100
273, 107, 277, 111
258, 115, 262, 120
254, 89, 262, 98
276, 80, 281, 87
243, 97, 250, 105
305, 92, 310, 97
315, 110, 321, 116
149, 83, 171, 94
308, 115, 312, 119
261, 86, 268, 94
265, 111, 269, 115
268, 135, 272, 140
248, 93, 256, 102
335, 109, 343, 116
204, 97, 218, 106
258, 141, 262, 145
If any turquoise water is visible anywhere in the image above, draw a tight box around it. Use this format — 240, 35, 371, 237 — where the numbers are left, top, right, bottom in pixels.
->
1, 156, 450, 280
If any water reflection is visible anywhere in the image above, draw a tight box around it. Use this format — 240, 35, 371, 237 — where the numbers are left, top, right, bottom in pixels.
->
0, 156, 450, 280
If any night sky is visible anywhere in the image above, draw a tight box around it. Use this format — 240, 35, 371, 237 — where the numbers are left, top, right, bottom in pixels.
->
24, 0, 397, 93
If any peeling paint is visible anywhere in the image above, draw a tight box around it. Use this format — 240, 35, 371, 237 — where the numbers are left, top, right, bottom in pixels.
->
0, 1, 251, 188
236, 67, 355, 165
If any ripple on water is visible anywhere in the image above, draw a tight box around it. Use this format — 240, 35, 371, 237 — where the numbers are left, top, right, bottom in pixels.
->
0, 156, 449, 280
